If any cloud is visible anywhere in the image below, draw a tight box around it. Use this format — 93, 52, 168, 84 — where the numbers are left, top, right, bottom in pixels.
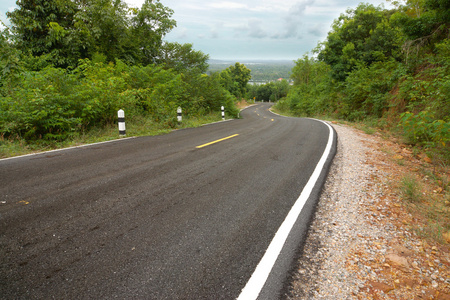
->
171, 27, 188, 39
248, 19, 268, 38
231, 19, 269, 39
210, 28, 219, 39
272, 0, 315, 39
210, 22, 225, 39
307, 23, 326, 37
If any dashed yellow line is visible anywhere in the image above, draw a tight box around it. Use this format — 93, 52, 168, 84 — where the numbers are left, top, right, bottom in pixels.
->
196, 134, 239, 149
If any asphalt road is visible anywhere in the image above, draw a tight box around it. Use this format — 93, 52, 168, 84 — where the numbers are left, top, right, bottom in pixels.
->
0, 103, 336, 299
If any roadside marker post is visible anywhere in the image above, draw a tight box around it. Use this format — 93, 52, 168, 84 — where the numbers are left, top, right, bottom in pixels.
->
118, 109, 126, 136
177, 106, 182, 124
221, 106, 225, 120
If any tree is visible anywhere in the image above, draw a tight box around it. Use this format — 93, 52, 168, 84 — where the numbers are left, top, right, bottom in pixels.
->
291, 54, 330, 87
220, 62, 251, 98
73, 0, 131, 64
270, 80, 290, 102
6, 0, 79, 68
130, 0, 176, 65
391, 0, 450, 60
157, 42, 209, 74
0, 24, 23, 92
318, 3, 403, 81
6, 0, 177, 68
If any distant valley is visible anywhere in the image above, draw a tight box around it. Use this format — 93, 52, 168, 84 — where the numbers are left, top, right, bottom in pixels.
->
208, 59, 295, 82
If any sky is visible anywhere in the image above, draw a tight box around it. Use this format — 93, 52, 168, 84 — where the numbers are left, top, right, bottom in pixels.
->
0, 0, 392, 61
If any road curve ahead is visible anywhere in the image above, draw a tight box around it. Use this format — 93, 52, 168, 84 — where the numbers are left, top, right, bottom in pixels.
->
0, 103, 336, 299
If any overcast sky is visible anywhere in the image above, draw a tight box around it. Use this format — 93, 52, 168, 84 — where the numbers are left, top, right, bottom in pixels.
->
1, 0, 391, 61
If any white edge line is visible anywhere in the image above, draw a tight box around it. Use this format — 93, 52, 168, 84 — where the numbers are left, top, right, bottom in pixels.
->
1, 104, 267, 161
0, 137, 137, 162
237, 119, 334, 300
200, 119, 234, 127
240, 104, 258, 111
199, 104, 257, 127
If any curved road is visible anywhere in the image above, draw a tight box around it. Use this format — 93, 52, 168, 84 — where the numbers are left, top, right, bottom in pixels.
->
0, 103, 336, 299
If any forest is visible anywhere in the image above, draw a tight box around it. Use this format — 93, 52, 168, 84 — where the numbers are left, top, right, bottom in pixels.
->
0, 0, 251, 152
274, 0, 449, 163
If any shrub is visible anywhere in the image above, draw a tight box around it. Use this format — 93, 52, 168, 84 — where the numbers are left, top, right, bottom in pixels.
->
0, 59, 240, 141
399, 111, 450, 147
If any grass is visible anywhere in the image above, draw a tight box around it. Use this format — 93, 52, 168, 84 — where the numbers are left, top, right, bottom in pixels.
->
400, 174, 423, 203
0, 112, 225, 159
411, 193, 450, 245
398, 170, 450, 245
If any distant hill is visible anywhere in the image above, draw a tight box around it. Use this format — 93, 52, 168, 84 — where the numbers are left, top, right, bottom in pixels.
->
208, 59, 295, 82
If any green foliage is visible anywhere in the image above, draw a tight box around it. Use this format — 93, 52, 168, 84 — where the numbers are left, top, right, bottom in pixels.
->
318, 3, 404, 81
393, 0, 449, 41
277, 0, 449, 165
399, 111, 450, 147
129, 0, 177, 65
6, 0, 79, 68
6, 0, 176, 68
248, 80, 290, 102
219, 63, 252, 98
274, 55, 334, 117
0, 25, 24, 92
157, 42, 209, 74
0, 67, 81, 140
183, 73, 239, 117
1, 0, 241, 149
0, 59, 239, 141
341, 59, 403, 120
395, 39, 450, 154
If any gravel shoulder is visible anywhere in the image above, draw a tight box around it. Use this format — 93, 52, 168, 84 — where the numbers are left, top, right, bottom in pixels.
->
285, 122, 450, 299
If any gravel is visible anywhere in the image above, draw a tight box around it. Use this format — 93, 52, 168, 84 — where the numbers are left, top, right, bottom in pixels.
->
285, 122, 394, 299
284, 121, 450, 299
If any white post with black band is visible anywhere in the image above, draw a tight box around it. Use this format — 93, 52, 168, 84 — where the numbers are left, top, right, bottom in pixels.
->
177, 106, 182, 124
118, 109, 126, 136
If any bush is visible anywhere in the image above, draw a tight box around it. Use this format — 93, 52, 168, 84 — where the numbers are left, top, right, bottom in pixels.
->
0, 59, 240, 141
399, 111, 450, 148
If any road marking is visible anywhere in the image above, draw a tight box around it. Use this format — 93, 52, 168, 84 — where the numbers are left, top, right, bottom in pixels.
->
195, 134, 239, 149
0, 137, 137, 161
237, 120, 334, 300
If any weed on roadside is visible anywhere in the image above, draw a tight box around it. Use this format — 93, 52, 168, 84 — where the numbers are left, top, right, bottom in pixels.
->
400, 174, 423, 203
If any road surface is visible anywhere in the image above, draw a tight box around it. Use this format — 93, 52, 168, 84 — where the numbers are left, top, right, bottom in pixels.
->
0, 103, 336, 299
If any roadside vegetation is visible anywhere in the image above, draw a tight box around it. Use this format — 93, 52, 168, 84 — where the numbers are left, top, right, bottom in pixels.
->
0, 0, 251, 158
248, 79, 290, 103
271, 0, 449, 245
274, 0, 449, 164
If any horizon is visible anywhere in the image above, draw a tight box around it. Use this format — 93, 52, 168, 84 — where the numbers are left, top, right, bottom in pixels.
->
208, 58, 296, 63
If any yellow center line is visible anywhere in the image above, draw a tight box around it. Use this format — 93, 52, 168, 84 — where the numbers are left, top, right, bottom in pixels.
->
196, 134, 239, 149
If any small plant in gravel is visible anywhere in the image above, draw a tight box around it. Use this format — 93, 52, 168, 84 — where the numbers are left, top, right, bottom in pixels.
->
400, 174, 423, 203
